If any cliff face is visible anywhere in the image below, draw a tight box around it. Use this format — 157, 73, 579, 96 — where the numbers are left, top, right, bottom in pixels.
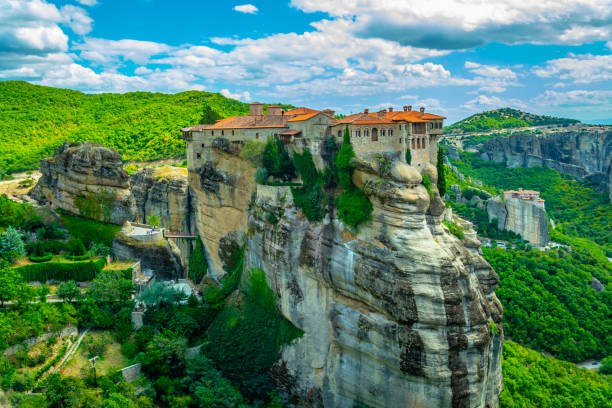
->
479, 130, 612, 196
29, 141, 135, 224
191, 142, 503, 407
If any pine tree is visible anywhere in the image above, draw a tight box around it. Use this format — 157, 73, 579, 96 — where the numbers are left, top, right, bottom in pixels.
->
436, 145, 446, 196
189, 238, 208, 284
405, 148, 412, 165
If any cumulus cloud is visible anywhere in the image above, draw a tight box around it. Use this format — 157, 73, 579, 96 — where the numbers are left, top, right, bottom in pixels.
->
291, 0, 612, 49
532, 90, 612, 107
60, 5, 93, 35
462, 94, 527, 111
220, 89, 252, 101
533, 54, 612, 84
76, 0, 98, 5
233, 4, 258, 14
73, 38, 173, 65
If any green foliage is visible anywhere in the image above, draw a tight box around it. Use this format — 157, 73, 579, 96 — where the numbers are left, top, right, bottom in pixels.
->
137, 282, 187, 310
66, 236, 86, 256
0, 195, 43, 231
28, 253, 53, 263
199, 104, 222, 125
442, 220, 464, 240
405, 148, 412, 165
0, 227, 25, 263
83, 332, 112, 358
14, 258, 105, 282
203, 245, 244, 309
452, 151, 612, 255
26, 240, 66, 256
0, 81, 251, 175
241, 140, 266, 167
334, 126, 373, 229
0, 266, 23, 306
57, 280, 81, 301
206, 268, 303, 401
600, 356, 612, 375
141, 334, 188, 379
262, 138, 295, 180
146, 214, 161, 228
188, 238, 208, 284
291, 149, 329, 221
445, 108, 579, 134
254, 167, 268, 184
501, 341, 612, 408
59, 211, 121, 248
422, 174, 433, 198
484, 247, 611, 362
436, 146, 446, 196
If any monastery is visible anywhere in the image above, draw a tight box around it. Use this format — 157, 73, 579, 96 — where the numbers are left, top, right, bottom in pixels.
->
182, 102, 445, 168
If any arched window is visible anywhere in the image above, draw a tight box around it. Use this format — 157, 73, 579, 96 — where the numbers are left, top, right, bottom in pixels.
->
221, 130, 224, 135
338, 130, 342, 138
365, 129, 369, 137
381, 129, 385, 136
389, 129, 393, 137
211, 130, 214, 136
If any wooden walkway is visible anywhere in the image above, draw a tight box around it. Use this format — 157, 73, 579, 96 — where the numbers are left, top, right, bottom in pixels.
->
164, 231, 198, 239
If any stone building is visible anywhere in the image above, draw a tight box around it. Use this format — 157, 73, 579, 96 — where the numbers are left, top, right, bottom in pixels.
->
182, 102, 445, 169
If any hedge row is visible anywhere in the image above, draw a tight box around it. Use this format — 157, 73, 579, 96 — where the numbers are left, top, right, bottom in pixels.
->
28, 253, 53, 263
15, 258, 106, 282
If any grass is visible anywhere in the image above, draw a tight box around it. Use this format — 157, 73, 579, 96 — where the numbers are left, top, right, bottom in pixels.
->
61, 331, 128, 378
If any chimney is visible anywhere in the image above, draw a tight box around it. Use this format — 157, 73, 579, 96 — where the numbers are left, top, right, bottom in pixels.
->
377, 109, 387, 118
420, 107, 425, 116
403, 106, 408, 112
407, 105, 412, 111
267, 104, 282, 115
388, 107, 393, 112
364, 108, 369, 114
322, 108, 335, 118
249, 102, 263, 116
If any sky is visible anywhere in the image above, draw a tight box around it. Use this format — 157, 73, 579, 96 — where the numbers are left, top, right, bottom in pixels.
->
1, 0, 611, 124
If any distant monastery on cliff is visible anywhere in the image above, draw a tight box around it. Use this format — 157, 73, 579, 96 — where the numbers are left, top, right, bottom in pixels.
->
182, 102, 445, 168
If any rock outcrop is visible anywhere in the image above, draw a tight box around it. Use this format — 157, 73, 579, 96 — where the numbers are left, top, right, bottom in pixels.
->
29, 141, 135, 224
486, 195, 549, 247
190, 141, 503, 407
478, 129, 612, 198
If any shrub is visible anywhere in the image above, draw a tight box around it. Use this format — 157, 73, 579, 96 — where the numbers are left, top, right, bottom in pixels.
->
89, 242, 111, 257
241, 140, 266, 166
0, 227, 25, 263
422, 174, 433, 198
254, 167, 268, 184
15, 258, 106, 282
442, 220, 464, 240
57, 280, 80, 301
262, 138, 295, 180
188, 239, 208, 284
83, 333, 112, 358
35, 223, 65, 240
26, 240, 66, 256
147, 214, 161, 228
28, 253, 53, 263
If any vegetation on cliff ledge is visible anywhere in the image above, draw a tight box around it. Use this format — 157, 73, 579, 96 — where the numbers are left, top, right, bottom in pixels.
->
444, 108, 580, 134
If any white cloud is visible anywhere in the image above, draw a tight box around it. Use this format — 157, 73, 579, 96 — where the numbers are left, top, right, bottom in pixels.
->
464, 61, 519, 93
532, 90, 612, 107
291, 0, 612, 49
60, 5, 93, 35
462, 94, 527, 111
533, 54, 612, 84
76, 0, 98, 5
233, 4, 258, 14
74, 38, 173, 65
134, 66, 152, 75
220, 89, 251, 101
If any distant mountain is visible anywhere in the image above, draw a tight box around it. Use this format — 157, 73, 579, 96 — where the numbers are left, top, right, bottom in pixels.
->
0, 81, 261, 176
445, 108, 580, 134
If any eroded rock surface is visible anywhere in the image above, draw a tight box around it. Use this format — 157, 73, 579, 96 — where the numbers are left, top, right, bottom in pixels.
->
29, 141, 135, 224
190, 141, 503, 407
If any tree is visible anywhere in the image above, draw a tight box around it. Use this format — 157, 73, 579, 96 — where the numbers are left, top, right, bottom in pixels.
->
0, 226, 25, 263
405, 148, 412, 165
147, 214, 161, 228
137, 282, 186, 310
188, 239, 208, 284
262, 138, 295, 180
436, 145, 446, 196
88, 270, 134, 307
58, 280, 81, 302
0, 266, 22, 306
199, 105, 222, 125
140, 334, 187, 378
66, 236, 86, 256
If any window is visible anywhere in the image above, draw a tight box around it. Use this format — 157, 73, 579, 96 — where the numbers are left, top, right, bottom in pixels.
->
221, 130, 224, 135
211, 130, 214, 136
196, 153, 201, 159
399, 138, 402, 143
232, 130, 235, 135
365, 129, 369, 137
356, 130, 360, 137
389, 129, 393, 137
338, 130, 342, 138
381, 129, 386, 136
201, 144, 204, 148
256, 133, 259, 139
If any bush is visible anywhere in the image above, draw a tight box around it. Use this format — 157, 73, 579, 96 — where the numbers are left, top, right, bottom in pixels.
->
83, 333, 112, 358
90, 242, 111, 257
121, 341, 139, 360
422, 174, 433, 198
291, 149, 329, 221
26, 240, 66, 256
241, 140, 266, 166
15, 258, 106, 282
262, 138, 295, 180
0, 227, 25, 263
442, 220, 464, 240
188, 239, 208, 284
35, 223, 65, 240
28, 253, 53, 263
254, 167, 268, 184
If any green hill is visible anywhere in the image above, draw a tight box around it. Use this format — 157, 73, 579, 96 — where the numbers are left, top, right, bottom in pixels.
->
0, 81, 254, 176
445, 108, 580, 134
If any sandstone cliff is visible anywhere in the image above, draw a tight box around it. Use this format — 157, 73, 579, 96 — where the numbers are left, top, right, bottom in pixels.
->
190, 140, 503, 407
487, 196, 548, 247
478, 129, 612, 198
29, 141, 135, 224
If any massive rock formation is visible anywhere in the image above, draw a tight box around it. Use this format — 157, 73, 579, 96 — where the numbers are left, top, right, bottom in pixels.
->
190, 140, 503, 407
29, 141, 135, 224
487, 196, 549, 247
478, 129, 612, 198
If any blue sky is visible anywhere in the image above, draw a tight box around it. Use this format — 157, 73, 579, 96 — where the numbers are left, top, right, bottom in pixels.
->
1, 0, 611, 124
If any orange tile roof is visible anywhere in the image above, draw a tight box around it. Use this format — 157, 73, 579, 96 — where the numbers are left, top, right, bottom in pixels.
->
287, 111, 320, 122
285, 107, 318, 116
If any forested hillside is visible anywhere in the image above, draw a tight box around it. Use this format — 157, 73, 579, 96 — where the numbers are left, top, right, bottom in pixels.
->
0, 81, 251, 176
444, 108, 579, 133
